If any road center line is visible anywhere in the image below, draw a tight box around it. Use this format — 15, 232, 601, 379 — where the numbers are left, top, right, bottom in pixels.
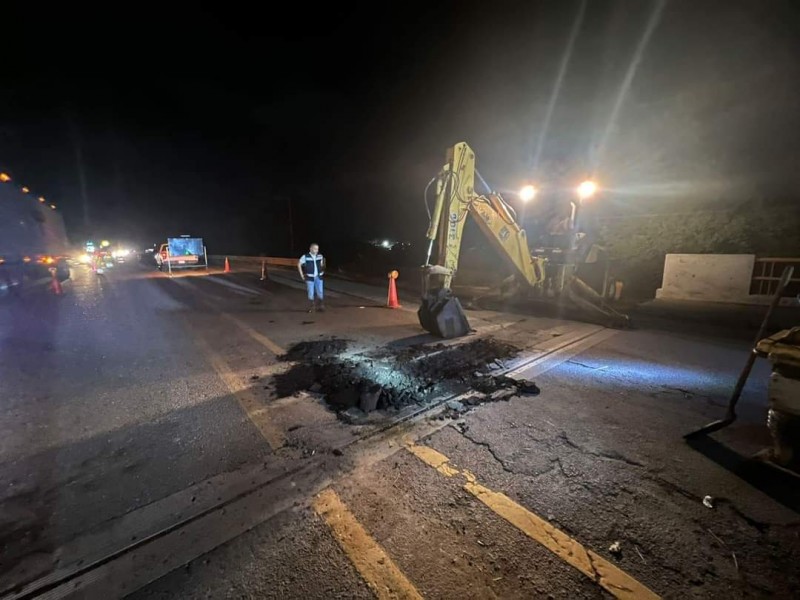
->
313, 488, 424, 600
203, 275, 267, 297
171, 277, 285, 355
191, 333, 285, 450
218, 312, 285, 355
406, 444, 660, 600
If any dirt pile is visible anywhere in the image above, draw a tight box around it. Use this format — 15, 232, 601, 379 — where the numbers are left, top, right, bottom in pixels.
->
273, 337, 535, 416
281, 339, 348, 362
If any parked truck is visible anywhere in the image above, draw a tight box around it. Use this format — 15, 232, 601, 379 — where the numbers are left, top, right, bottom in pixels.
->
0, 174, 70, 297
154, 236, 206, 271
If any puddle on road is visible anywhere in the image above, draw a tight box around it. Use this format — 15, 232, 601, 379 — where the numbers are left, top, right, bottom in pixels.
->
273, 338, 531, 420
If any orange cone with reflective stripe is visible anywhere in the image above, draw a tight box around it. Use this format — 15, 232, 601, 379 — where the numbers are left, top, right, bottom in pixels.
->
387, 270, 400, 308
50, 268, 63, 295
224, 257, 231, 273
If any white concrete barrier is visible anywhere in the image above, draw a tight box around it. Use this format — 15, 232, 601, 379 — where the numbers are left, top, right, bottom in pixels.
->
656, 254, 755, 303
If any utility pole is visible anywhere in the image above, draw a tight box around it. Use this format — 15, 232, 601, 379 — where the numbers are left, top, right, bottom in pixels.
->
68, 118, 91, 231
287, 195, 295, 255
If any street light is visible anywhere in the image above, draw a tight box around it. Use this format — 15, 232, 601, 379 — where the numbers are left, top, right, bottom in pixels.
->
519, 184, 537, 202
0, 173, 11, 183
576, 180, 598, 201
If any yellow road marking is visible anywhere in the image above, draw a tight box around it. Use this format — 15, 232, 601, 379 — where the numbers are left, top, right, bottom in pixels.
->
313, 488, 424, 600
171, 277, 285, 355
218, 312, 285, 355
407, 444, 660, 600
192, 333, 284, 450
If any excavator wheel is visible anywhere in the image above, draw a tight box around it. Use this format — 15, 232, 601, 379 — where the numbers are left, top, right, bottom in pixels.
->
418, 288, 471, 339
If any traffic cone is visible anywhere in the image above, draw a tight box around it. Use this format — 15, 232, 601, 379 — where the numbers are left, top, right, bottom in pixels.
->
50, 268, 63, 295
224, 257, 231, 273
387, 270, 400, 308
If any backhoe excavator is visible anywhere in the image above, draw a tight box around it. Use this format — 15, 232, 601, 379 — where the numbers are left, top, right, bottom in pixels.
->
418, 141, 628, 338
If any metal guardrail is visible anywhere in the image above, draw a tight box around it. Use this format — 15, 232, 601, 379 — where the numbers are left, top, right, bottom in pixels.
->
208, 255, 297, 268
750, 257, 800, 298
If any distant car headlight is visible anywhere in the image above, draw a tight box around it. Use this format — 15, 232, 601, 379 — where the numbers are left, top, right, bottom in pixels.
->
78, 253, 92, 264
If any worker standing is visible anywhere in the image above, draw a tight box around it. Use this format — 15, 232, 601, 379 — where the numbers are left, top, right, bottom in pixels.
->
298, 243, 326, 313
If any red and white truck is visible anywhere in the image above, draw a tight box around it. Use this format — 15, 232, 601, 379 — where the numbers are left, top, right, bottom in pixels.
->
154, 236, 206, 271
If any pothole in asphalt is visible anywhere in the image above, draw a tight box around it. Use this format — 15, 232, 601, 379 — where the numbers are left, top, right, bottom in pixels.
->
273, 337, 539, 421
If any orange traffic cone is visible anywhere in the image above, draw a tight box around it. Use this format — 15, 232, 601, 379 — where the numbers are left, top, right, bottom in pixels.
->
50, 268, 63, 295
224, 257, 231, 273
387, 270, 401, 308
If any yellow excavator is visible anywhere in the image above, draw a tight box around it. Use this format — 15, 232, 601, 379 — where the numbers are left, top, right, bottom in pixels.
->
418, 141, 629, 338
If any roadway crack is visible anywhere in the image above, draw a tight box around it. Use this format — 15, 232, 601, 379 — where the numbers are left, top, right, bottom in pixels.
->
454, 428, 561, 479
567, 360, 607, 371
585, 551, 602, 584
648, 475, 784, 533
553, 456, 577, 479
455, 429, 515, 474
557, 432, 644, 468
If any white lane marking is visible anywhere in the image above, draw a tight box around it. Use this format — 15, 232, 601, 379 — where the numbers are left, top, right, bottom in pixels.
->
268, 273, 344, 299
203, 276, 265, 297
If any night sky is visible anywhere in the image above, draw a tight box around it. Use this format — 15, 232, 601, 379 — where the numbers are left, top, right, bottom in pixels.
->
3, 1, 799, 255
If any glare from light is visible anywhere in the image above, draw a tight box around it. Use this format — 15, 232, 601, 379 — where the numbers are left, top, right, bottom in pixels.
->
0, 173, 10, 183
21, 186, 30, 193
50, 204, 57, 210
78, 253, 92, 264
39, 197, 46, 203
101, 240, 110, 247
577, 180, 598, 200
519, 185, 537, 202
382, 240, 391, 248
112, 249, 130, 258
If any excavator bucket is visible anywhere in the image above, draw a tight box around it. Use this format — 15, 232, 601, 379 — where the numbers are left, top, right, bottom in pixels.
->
566, 276, 630, 328
418, 288, 471, 338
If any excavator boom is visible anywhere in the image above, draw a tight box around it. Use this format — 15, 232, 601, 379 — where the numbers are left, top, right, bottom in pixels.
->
423, 142, 543, 290
419, 141, 628, 338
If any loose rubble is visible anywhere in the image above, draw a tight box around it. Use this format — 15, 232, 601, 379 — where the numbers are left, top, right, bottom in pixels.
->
273, 337, 539, 420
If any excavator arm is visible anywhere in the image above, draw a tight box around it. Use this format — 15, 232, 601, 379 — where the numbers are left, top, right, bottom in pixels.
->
419, 141, 544, 337
419, 141, 628, 338
470, 194, 544, 288
422, 141, 543, 290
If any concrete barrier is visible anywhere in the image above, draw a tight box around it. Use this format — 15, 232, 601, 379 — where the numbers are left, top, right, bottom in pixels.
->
656, 254, 755, 303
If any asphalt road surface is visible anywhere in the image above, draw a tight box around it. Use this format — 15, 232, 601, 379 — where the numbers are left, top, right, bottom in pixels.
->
1, 261, 798, 599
